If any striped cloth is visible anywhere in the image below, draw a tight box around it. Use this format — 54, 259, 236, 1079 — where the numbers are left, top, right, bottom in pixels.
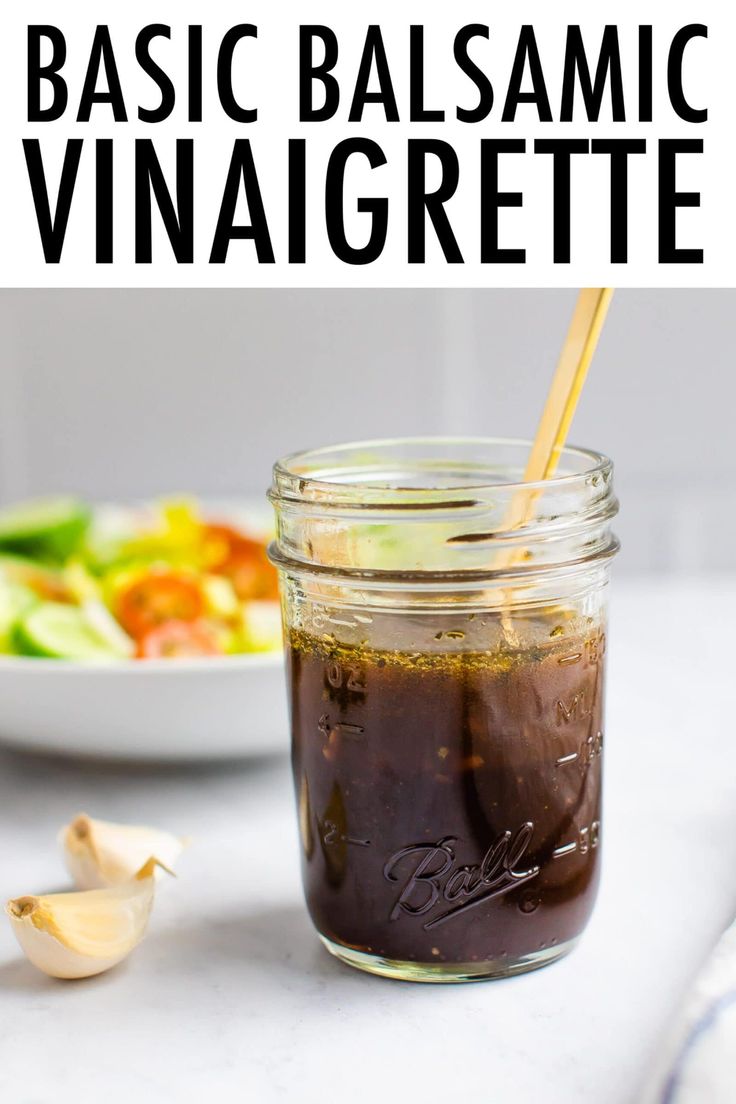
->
642, 918, 736, 1103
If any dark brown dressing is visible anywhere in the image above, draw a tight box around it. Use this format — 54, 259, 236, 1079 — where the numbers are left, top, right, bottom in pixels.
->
288, 624, 605, 965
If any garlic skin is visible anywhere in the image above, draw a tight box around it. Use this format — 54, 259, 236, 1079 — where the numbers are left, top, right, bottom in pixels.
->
6, 859, 158, 979
62, 813, 185, 889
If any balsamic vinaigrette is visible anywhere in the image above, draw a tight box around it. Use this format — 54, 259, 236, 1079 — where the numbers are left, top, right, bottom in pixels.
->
288, 621, 605, 970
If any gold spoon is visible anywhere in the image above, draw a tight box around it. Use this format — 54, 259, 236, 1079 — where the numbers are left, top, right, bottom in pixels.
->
499, 287, 614, 560
494, 288, 614, 643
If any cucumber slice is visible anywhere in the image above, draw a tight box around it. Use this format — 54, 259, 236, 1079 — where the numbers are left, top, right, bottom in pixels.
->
81, 600, 135, 658
0, 582, 38, 653
0, 498, 90, 561
12, 602, 118, 661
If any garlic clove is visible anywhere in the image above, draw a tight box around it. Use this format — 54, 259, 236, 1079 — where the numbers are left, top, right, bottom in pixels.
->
62, 813, 185, 889
6, 859, 158, 979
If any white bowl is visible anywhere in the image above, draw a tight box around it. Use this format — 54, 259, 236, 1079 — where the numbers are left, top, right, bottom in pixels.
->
0, 651, 288, 761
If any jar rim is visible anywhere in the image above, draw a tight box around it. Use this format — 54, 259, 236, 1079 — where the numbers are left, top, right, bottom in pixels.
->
269, 436, 618, 585
270, 436, 612, 508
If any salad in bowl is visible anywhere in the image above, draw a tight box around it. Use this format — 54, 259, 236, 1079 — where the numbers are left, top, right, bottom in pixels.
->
0, 496, 282, 663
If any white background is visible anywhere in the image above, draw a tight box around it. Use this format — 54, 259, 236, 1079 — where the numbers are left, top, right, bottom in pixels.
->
0, 1, 734, 286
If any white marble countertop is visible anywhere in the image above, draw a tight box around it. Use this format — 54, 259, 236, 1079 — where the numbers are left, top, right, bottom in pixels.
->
1, 579, 735, 1104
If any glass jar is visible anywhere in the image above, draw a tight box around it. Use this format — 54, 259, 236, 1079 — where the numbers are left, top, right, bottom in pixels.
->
268, 438, 619, 983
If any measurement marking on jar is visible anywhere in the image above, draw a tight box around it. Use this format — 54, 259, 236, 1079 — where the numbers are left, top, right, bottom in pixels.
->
325, 662, 365, 694
321, 820, 371, 848
558, 653, 583, 667
318, 714, 365, 740
556, 752, 579, 766
311, 609, 325, 629
585, 632, 606, 666
335, 723, 365, 739
582, 731, 603, 763
556, 690, 589, 726
553, 822, 600, 860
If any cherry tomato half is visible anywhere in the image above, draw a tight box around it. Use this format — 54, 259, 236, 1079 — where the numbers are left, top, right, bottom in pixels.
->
117, 572, 204, 639
203, 524, 278, 601
137, 619, 222, 659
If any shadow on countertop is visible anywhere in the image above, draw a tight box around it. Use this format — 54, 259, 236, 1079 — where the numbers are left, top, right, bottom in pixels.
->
0, 745, 293, 846
0, 744, 288, 780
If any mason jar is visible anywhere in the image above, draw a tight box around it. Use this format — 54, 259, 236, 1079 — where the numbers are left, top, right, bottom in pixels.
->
268, 437, 619, 983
